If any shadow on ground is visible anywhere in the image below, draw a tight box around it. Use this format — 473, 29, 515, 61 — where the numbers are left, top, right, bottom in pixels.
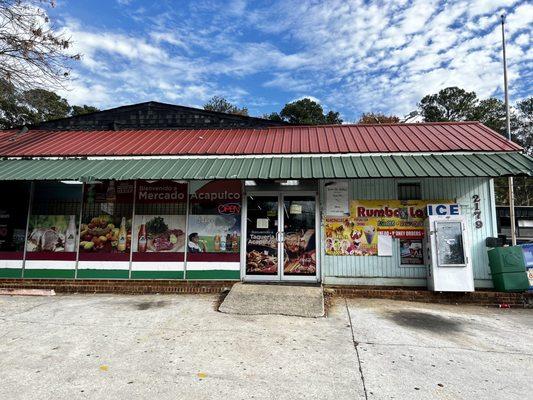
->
385, 310, 463, 333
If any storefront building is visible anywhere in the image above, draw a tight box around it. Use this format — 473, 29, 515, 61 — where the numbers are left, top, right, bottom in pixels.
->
0, 122, 531, 289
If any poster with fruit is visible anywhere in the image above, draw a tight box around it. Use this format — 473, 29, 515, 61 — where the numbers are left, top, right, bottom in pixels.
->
132, 215, 186, 253
79, 215, 132, 253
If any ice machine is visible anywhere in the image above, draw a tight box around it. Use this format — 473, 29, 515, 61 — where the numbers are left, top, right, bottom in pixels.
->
425, 214, 474, 292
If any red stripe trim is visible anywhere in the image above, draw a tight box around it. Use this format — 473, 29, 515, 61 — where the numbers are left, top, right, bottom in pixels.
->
79, 252, 130, 262
25, 252, 76, 261
132, 252, 184, 262
0, 251, 24, 260
187, 252, 240, 262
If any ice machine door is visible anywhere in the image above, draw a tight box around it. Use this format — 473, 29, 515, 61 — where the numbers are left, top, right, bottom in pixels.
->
435, 220, 467, 267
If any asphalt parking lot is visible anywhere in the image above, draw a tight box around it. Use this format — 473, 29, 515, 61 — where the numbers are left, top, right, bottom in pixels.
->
0, 294, 531, 399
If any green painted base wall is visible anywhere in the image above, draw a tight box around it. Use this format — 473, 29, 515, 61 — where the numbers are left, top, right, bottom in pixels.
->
77, 269, 129, 279
0, 268, 22, 278
0, 269, 240, 280
131, 271, 184, 280
24, 269, 75, 279
186, 270, 240, 280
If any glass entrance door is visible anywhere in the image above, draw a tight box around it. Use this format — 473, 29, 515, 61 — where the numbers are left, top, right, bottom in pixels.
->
244, 193, 318, 282
281, 195, 317, 280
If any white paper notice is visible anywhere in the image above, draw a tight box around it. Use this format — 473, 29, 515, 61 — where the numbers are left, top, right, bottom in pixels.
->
256, 218, 269, 229
378, 235, 393, 257
325, 181, 349, 216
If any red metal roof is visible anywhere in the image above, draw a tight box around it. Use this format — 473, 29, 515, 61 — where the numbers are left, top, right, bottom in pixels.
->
0, 122, 521, 157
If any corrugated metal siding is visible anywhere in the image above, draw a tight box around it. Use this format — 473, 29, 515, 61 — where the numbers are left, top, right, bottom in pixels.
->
0, 122, 522, 157
0, 153, 530, 181
321, 177, 495, 284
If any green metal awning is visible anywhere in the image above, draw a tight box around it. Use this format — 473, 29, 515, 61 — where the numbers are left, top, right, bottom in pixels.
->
0, 153, 531, 181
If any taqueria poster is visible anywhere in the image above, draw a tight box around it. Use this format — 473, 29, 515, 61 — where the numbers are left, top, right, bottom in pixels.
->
325, 200, 442, 256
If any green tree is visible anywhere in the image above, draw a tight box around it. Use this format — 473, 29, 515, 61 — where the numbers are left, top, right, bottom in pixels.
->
272, 98, 343, 125
357, 112, 400, 124
0, 82, 100, 128
71, 105, 100, 116
418, 87, 478, 121
22, 88, 70, 124
203, 96, 248, 116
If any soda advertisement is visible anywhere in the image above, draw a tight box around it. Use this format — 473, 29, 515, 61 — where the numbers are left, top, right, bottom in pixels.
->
325, 200, 438, 256
26, 215, 78, 253
187, 215, 240, 253
79, 181, 133, 254
400, 239, 424, 265
132, 215, 186, 253
188, 180, 242, 254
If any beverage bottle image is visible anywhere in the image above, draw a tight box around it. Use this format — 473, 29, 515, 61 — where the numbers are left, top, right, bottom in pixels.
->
214, 234, 221, 251
226, 233, 231, 252
118, 217, 127, 252
138, 216, 147, 252
220, 234, 226, 252
232, 231, 239, 252
64, 215, 77, 252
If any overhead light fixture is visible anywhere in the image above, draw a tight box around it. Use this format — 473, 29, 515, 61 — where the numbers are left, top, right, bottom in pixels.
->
245, 180, 257, 186
280, 180, 299, 186
60, 180, 83, 185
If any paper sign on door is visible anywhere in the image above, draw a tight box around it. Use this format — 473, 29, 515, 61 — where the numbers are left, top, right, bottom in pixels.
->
256, 218, 269, 229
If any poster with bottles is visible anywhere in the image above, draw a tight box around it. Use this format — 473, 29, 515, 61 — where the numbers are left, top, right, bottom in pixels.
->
79, 181, 133, 254
131, 215, 186, 253
26, 215, 78, 253
188, 180, 242, 255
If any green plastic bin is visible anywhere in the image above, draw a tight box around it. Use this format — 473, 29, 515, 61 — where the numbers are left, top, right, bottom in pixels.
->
488, 246, 526, 274
491, 272, 529, 292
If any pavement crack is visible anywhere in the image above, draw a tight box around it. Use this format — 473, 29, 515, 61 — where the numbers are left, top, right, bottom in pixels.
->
345, 298, 368, 400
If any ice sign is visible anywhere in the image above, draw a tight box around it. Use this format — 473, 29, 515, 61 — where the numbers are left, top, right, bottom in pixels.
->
427, 204, 460, 216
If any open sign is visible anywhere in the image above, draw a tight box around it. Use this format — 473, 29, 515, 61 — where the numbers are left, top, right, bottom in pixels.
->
218, 203, 241, 215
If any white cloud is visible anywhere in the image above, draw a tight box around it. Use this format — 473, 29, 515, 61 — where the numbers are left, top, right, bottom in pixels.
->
52, 0, 532, 118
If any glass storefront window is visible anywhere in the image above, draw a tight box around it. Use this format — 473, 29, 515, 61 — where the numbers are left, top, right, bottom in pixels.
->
26, 181, 82, 258
0, 182, 30, 254
132, 180, 187, 261
79, 181, 134, 261
187, 180, 242, 261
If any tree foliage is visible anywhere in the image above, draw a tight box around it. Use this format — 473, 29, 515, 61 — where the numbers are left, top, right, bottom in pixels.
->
416, 86, 532, 206
357, 112, 400, 124
267, 98, 342, 125
0, 79, 99, 128
0, 0, 80, 90
418, 87, 478, 122
203, 96, 248, 116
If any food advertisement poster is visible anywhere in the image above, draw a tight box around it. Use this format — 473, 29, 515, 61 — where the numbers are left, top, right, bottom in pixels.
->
324, 217, 377, 256
79, 215, 132, 254
188, 180, 242, 254
246, 229, 278, 274
400, 239, 424, 265
132, 215, 186, 252
284, 229, 317, 275
325, 200, 444, 256
26, 215, 77, 253
80, 181, 134, 254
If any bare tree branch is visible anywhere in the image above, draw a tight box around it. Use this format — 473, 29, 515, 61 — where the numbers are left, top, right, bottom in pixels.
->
0, 0, 80, 91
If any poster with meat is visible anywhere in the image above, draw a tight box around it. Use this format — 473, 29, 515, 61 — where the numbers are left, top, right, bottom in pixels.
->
26, 215, 77, 253
283, 228, 316, 275
132, 215, 186, 253
246, 230, 278, 275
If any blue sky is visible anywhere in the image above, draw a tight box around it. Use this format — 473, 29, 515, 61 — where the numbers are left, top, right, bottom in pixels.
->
50, 0, 532, 122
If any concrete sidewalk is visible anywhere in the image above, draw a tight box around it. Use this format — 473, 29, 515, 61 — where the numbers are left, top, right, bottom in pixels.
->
0, 294, 531, 399
219, 283, 325, 317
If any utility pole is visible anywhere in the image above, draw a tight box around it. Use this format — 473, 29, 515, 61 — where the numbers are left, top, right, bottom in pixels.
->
501, 14, 517, 246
